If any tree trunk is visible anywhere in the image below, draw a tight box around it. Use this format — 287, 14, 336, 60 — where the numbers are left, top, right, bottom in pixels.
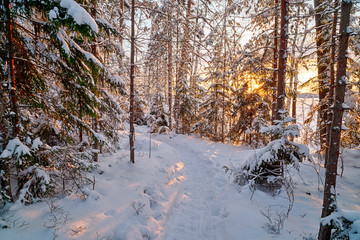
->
275, 0, 288, 120
91, 0, 98, 162
167, 9, 173, 130
5, 0, 20, 202
271, 0, 279, 124
79, 100, 83, 144
221, 3, 228, 143
129, 0, 136, 164
174, 5, 180, 133
325, 0, 339, 167
314, 0, 331, 150
119, 0, 125, 65
289, 4, 300, 141
177, 0, 192, 134
292, 64, 298, 121
318, 1, 352, 239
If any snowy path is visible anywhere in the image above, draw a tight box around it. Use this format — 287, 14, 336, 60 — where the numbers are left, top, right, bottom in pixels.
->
159, 136, 231, 240
3, 128, 359, 240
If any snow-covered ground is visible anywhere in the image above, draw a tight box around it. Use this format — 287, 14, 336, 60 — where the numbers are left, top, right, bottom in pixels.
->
1, 125, 359, 240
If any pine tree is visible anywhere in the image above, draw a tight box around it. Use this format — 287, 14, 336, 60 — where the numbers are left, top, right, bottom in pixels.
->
129, 0, 135, 164
318, 0, 352, 238
314, 0, 332, 151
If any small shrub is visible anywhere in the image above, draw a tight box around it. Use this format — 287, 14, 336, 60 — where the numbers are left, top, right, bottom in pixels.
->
225, 111, 311, 188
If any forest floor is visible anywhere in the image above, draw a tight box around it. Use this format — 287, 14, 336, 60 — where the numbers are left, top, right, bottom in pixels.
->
1, 125, 360, 240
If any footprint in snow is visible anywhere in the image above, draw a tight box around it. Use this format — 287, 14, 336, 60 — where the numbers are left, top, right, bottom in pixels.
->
104, 209, 116, 216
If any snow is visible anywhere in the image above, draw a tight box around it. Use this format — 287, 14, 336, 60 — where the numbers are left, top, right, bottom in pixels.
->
31, 137, 43, 151
49, 7, 58, 20
96, 18, 117, 32
0, 137, 31, 161
59, 0, 98, 33
108, 74, 125, 87
1, 126, 359, 239
342, 103, 351, 110
57, 29, 70, 55
69, 39, 103, 67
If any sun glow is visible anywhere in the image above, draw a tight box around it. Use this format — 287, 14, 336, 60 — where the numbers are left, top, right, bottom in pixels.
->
297, 61, 317, 93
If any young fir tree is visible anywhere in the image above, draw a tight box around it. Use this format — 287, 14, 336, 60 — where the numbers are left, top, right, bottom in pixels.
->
225, 111, 311, 188
146, 92, 170, 134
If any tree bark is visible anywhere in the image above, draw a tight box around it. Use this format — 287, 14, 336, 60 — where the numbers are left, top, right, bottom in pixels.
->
221, 1, 228, 143
119, 0, 125, 70
167, 8, 173, 130
275, 0, 288, 120
177, 0, 192, 134
314, 0, 331, 150
174, 5, 180, 133
325, 0, 339, 167
289, 4, 301, 142
5, 0, 20, 202
292, 63, 298, 121
318, 1, 352, 239
271, 0, 279, 124
91, 0, 98, 162
129, 0, 136, 164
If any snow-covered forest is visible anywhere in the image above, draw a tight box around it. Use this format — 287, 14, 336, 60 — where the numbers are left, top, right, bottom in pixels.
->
0, 0, 359, 239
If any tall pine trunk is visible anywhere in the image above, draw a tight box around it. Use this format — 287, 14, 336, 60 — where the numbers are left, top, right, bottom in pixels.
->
275, 0, 288, 120
120, 0, 125, 62
174, 5, 180, 133
271, 0, 279, 124
129, 0, 135, 164
167, 9, 173, 130
91, 0, 98, 162
177, 0, 192, 134
5, 0, 20, 201
318, 1, 352, 239
314, 0, 331, 150
325, 0, 339, 167
289, 3, 301, 142
221, 3, 228, 143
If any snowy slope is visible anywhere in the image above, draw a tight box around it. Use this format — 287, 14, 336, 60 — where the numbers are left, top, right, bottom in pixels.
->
1, 126, 359, 240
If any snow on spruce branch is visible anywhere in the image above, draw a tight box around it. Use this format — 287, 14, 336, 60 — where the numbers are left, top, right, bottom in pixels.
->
225, 111, 312, 186
241, 112, 312, 175
0, 137, 31, 162
51, 0, 99, 33
321, 205, 360, 239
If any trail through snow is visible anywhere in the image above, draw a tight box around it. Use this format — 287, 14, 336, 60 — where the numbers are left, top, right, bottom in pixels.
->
1, 126, 359, 240
160, 137, 231, 240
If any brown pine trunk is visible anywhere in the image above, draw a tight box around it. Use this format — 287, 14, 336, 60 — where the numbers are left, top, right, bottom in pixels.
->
91, 0, 98, 162
318, 1, 352, 239
191, 0, 201, 118
289, 4, 301, 141
221, 3, 227, 143
275, 0, 288, 120
215, 79, 218, 141
79, 100, 83, 143
288, 72, 293, 113
174, 5, 180, 134
120, 0, 124, 49
129, 0, 135, 164
0, 84, 6, 144
119, 0, 125, 67
271, 0, 279, 124
167, 9, 173, 130
314, 0, 330, 150
177, 0, 192, 134
292, 64, 298, 121
5, 0, 20, 201
325, 0, 339, 167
